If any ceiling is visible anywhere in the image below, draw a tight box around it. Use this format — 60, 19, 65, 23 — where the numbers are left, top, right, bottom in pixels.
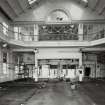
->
0, 0, 105, 21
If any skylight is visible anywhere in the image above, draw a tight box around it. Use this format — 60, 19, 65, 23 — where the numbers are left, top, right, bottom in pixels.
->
28, 0, 37, 4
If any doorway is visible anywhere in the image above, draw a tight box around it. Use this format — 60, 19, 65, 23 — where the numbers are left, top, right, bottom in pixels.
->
38, 59, 79, 79
84, 67, 91, 77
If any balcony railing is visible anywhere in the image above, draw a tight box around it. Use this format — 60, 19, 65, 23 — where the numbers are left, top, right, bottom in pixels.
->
39, 33, 78, 41
83, 30, 105, 41
0, 22, 105, 41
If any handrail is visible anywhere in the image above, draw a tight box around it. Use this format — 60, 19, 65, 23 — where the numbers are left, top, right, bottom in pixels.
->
0, 22, 103, 36
0, 23, 78, 36
0, 22, 100, 37
0, 22, 105, 41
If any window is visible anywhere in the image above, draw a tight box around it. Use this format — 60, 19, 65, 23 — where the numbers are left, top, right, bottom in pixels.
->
2, 22, 8, 35
28, 0, 37, 4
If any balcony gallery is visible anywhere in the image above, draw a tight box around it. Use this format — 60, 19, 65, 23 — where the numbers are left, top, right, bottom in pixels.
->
0, 23, 105, 41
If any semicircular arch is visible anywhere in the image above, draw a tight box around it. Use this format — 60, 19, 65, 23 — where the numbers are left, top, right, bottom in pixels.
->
45, 8, 72, 23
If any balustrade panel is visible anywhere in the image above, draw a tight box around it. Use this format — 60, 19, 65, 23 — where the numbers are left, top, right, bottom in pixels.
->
39, 24, 79, 41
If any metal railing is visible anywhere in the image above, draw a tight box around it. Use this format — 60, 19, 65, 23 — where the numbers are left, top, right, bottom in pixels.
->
0, 23, 38, 41
83, 29, 105, 41
39, 33, 79, 41
0, 22, 105, 41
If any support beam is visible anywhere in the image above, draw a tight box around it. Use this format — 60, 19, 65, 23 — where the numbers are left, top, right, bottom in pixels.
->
0, 6, 12, 21
92, 0, 100, 11
82, 48, 105, 52
0, 0, 17, 20
94, 0, 105, 15
99, 6, 105, 15
16, 0, 25, 13
17, 0, 29, 13
6, 0, 21, 16
12, 48, 34, 52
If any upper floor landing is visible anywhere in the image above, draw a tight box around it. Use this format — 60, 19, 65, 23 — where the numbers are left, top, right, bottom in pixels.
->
0, 21, 105, 47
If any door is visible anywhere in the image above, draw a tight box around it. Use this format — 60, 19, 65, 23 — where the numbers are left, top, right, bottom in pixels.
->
41, 65, 49, 78
49, 65, 58, 78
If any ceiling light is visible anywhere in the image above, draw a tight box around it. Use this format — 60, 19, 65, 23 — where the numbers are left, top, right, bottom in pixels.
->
2, 43, 7, 48
28, 0, 37, 4
34, 48, 38, 53
82, 0, 88, 3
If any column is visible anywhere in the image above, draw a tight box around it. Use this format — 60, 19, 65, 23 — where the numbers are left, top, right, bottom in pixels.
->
0, 46, 3, 75
0, 47, 3, 82
8, 50, 13, 80
78, 52, 84, 81
78, 24, 83, 41
79, 52, 82, 66
7, 50, 10, 79
34, 24, 39, 41
34, 48, 38, 81
14, 27, 19, 40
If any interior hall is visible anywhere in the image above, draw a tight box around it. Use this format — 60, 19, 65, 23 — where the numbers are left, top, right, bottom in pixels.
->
0, 0, 105, 105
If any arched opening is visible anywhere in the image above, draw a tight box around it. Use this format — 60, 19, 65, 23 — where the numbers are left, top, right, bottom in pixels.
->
46, 9, 71, 23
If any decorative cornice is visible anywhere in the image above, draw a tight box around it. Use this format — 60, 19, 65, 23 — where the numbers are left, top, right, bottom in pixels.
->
11, 19, 105, 25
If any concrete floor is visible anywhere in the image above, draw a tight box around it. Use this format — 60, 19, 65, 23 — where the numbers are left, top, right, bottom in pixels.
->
78, 79, 105, 105
25, 82, 94, 105
0, 86, 37, 105
0, 80, 104, 105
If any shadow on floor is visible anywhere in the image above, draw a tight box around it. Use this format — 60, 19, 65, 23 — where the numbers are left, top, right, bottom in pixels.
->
78, 79, 105, 105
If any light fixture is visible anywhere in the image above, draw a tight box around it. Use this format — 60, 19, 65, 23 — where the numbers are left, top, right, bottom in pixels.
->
2, 43, 7, 48
34, 48, 38, 53
28, 0, 37, 4
82, 0, 88, 3
70, 24, 74, 28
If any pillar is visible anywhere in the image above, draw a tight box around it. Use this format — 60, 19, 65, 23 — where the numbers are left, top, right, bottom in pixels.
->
8, 49, 13, 80
14, 27, 19, 40
34, 24, 39, 41
0, 47, 3, 82
0, 22, 2, 32
7, 49, 10, 79
78, 24, 83, 41
79, 52, 83, 66
33, 48, 38, 81
18, 27, 21, 40
0, 46, 3, 75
